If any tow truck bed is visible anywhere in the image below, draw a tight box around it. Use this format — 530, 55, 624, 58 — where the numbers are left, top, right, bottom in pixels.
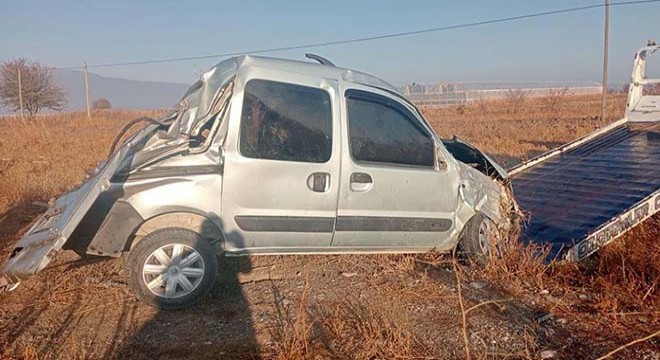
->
508, 44, 660, 261
510, 120, 659, 260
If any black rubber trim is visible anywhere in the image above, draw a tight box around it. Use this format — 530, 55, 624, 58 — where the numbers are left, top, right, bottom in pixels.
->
335, 216, 452, 232
345, 89, 432, 136
66, 178, 186, 257
234, 216, 335, 232
65, 199, 144, 257
87, 201, 144, 256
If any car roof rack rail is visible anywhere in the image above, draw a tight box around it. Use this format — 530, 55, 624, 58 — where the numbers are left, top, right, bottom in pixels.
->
305, 53, 335, 67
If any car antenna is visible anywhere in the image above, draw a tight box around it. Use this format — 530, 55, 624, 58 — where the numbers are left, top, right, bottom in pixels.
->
305, 53, 336, 67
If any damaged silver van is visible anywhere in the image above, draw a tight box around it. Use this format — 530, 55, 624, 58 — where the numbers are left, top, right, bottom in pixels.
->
2, 54, 510, 309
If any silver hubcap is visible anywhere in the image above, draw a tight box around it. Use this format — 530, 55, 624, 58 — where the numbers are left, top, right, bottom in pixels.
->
142, 244, 205, 299
478, 220, 495, 255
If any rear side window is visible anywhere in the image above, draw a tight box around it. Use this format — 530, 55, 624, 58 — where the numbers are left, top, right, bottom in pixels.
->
346, 91, 434, 167
240, 79, 332, 163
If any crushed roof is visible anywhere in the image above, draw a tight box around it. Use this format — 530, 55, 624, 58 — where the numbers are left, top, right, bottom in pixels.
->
227, 55, 400, 94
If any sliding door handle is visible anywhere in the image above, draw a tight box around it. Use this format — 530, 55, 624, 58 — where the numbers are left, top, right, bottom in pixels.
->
350, 172, 373, 192
307, 172, 330, 192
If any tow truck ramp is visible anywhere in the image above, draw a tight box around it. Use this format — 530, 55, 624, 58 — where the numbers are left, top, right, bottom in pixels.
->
509, 44, 660, 261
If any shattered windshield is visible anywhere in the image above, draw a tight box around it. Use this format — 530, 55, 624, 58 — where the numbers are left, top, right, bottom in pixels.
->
177, 57, 238, 134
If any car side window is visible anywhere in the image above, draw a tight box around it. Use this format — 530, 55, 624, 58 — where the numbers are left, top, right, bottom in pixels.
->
346, 91, 435, 167
239, 79, 332, 163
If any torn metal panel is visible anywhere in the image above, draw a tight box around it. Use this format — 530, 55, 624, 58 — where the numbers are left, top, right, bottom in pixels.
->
176, 58, 238, 135
442, 136, 508, 180
2, 143, 132, 280
457, 162, 503, 224
0, 276, 20, 293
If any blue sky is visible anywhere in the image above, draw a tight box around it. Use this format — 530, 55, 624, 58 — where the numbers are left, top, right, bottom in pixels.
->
1, 0, 658, 86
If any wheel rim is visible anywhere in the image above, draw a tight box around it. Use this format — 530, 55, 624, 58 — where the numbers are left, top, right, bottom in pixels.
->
142, 244, 206, 299
478, 219, 494, 255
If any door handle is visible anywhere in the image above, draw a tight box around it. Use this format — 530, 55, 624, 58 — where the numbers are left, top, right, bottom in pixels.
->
350, 172, 373, 192
307, 172, 330, 192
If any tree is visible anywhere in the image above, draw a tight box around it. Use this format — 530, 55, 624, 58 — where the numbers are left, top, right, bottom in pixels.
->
93, 98, 111, 110
504, 88, 530, 114
0, 58, 66, 116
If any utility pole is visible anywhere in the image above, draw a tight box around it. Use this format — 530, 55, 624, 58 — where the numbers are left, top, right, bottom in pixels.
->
84, 62, 91, 120
601, 0, 610, 122
17, 67, 25, 122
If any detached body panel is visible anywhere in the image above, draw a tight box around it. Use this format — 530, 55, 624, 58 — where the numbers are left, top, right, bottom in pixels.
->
3, 144, 132, 280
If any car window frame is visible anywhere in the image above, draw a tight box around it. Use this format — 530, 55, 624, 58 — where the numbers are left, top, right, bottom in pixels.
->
344, 88, 437, 170
237, 78, 334, 164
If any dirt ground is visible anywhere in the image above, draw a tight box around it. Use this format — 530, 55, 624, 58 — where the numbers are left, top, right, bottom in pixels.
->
1, 96, 658, 359
1, 226, 657, 359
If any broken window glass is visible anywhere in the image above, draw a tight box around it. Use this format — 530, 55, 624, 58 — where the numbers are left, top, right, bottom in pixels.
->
239, 79, 332, 163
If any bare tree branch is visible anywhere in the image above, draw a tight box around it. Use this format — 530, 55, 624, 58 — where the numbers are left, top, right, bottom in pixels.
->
0, 58, 67, 117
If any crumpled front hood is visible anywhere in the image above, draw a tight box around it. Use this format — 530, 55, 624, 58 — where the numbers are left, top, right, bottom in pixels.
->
442, 136, 508, 180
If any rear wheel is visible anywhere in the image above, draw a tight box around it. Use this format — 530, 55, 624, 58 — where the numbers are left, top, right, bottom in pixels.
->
457, 212, 500, 265
124, 228, 218, 310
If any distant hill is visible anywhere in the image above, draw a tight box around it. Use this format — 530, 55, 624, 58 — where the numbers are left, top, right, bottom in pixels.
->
55, 70, 189, 111
1, 70, 190, 114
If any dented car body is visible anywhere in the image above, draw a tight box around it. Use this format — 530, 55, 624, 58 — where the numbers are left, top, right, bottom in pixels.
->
2, 55, 507, 301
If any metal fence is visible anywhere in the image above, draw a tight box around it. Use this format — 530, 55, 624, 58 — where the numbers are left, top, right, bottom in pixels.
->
402, 83, 603, 107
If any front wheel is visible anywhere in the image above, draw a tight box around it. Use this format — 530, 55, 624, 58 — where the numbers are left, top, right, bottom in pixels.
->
457, 212, 500, 265
124, 228, 219, 310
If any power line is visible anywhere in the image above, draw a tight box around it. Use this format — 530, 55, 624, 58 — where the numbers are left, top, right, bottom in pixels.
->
56, 0, 660, 70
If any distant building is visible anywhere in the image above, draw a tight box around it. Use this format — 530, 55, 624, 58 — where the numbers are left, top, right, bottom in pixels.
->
402, 83, 427, 96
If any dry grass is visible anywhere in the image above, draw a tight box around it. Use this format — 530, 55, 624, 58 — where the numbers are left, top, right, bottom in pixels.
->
312, 300, 434, 359
478, 218, 659, 313
423, 94, 656, 315
0, 110, 163, 213
0, 94, 626, 211
423, 94, 626, 167
422, 93, 658, 358
1, 93, 657, 359
271, 282, 435, 360
551, 216, 660, 314
423, 93, 656, 314
455, 215, 659, 358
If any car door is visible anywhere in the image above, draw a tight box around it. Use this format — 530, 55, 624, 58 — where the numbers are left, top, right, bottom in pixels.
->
332, 86, 459, 249
221, 69, 341, 252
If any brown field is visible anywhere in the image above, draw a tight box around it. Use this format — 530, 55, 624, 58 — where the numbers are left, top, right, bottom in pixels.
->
0, 94, 658, 359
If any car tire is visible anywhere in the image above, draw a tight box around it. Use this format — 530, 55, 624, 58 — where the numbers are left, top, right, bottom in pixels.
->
457, 212, 500, 265
124, 227, 218, 310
